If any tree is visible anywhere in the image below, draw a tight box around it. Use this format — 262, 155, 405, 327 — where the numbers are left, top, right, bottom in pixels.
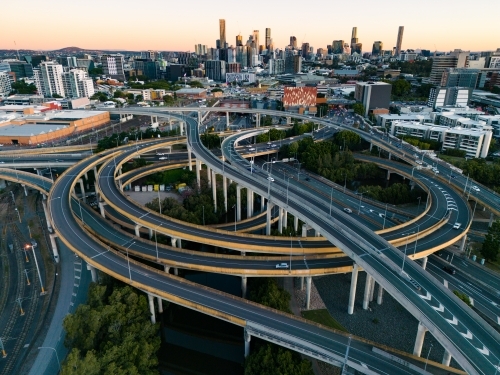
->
352, 103, 365, 116
52, 93, 63, 98
481, 220, 500, 262
88, 67, 103, 76
62, 284, 160, 375
391, 78, 411, 97
188, 81, 204, 88
90, 92, 108, 102
11, 80, 37, 94
135, 94, 143, 102
244, 344, 314, 375
248, 278, 291, 313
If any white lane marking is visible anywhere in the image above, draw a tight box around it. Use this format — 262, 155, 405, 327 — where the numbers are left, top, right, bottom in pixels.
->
420, 292, 432, 300
443, 279, 448, 288
461, 330, 473, 340
432, 304, 444, 312
469, 297, 474, 306
477, 345, 490, 356
446, 316, 458, 325
497, 316, 500, 325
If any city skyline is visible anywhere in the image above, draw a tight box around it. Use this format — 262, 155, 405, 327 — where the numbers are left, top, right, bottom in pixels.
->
1, 0, 498, 52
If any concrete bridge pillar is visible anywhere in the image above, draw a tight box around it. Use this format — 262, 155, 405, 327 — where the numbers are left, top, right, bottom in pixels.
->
278, 207, 284, 234
388, 152, 392, 160
386, 170, 391, 180
377, 284, 384, 305
171, 238, 181, 248
249, 190, 254, 216
489, 212, 495, 228
302, 225, 307, 238
99, 202, 106, 219
283, 210, 288, 229
305, 276, 312, 310
223, 176, 228, 212
196, 160, 201, 187
212, 170, 217, 213
187, 146, 193, 171
261, 194, 265, 211
207, 166, 212, 188
174, 268, 179, 276
241, 276, 247, 299
369, 143, 373, 152
148, 227, 153, 239
294, 216, 299, 232
300, 277, 304, 290
147, 294, 156, 324
87, 264, 98, 283
256, 113, 260, 127
266, 203, 273, 235
286, 116, 291, 125
459, 235, 467, 252
237, 185, 242, 221
421, 256, 428, 270
164, 265, 170, 273
363, 274, 373, 310
22, 184, 28, 196
134, 224, 141, 237
244, 329, 251, 357
246, 189, 253, 218
41, 200, 53, 233
78, 179, 86, 201
369, 280, 376, 302
226, 112, 230, 130
348, 264, 359, 315
413, 322, 427, 356
157, 297, 163, 313
442, 350, 452, 366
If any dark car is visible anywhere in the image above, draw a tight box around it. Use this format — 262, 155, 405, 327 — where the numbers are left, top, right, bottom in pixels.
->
443, 266, 456, 275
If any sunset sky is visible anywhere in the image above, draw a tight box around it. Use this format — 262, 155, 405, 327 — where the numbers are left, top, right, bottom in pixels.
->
1, 0, 498, 53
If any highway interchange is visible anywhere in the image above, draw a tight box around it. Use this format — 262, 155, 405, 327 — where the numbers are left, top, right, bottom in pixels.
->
0, 107, 499, 374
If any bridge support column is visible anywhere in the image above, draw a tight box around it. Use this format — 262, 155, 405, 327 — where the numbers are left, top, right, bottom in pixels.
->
348, 264, 359, 315
386, 170, 391, 180
99, 202, 106, 219
489, 212, 495, 228
78, 179, 86, 201
286, 116, 291, 125
148, 227, 153, 239
294, 216, 299, 232
300, 277, 304, 290
226, 112, 230, 129
388, 152, 392, 160
369, 280, 376, 302
421, 256, 428, 270
266, 203, 272, 235
413, 322, 427, 356
305, 277, 312, 310
207, 166, 211, 188
369, 143, 373, 152
164, 265, 170, 273
187, 146, 193, 171
261, 194, 265, 211
256, 113, 260, 127
278, 207, 283, 234
442, 350, 452, 366
87, 264, 98, 283
49, 234, 58, 258
237, 186, 242, 221
302, 225, 307, 238
41, 200, 53, 233
223, 176, 228, 212
249, 190, 254, 216
241, 276, 247, 299
459, 235, 467, 252
244, 329, 251, 358
134, 224, 141, 237
283, 210, 288, 229
174, 268, 178, 276
156, 297, 163, 313
246, 189, 252, 218
212, 170, 217, 213
196, 160, 201, 188
147, 294, 156, 324
22, 184, 28, 196
377, 285, 384, 305
363, 274, 373, 310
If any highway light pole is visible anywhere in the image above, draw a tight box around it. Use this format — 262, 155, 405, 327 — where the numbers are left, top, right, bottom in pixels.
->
14, 208, 21, 223
154, 224, 162, 261
356, 192, 365, 215
289, 234, 292, 274
329, 186, 334, 216
38, 346, 60, 373
417, 196, 422, 213
232, 204, 236, 232
401, 232, 414, 273
413, 224, 421, 256
26, 243, 45, 294
383, 203, 388, 229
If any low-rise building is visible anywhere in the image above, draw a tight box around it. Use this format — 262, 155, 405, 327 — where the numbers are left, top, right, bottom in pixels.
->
175, 88, 207, 99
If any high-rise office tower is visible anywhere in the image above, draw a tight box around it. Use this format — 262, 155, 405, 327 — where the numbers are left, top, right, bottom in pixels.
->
429, 49, 470, 85
219, 19, 226, 48
395, 26, 404, 57
265, 28, 271, 49
236, 34, 243, 46
302, 43, 310, 59
440, 68, 479, 88
101, 54, 125, 81
372, 41, 383, 56
253, 30, 260, 51
290, 36, 297, 48
351, 27, 359, 55
33, 61, 65, 97
332, 40, 344, 54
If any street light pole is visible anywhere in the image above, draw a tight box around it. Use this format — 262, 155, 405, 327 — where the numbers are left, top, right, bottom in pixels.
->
357, 192, 365, 215
27, 244, 45, 294
38, 347, 61, 373
417, 196, 421, 213
401, 232, 414, 273
289, 234, 292, 274
383, 203, 388, 229
329, 186, 334, 216
232, 204, 237, 232
154, 224, 162, 261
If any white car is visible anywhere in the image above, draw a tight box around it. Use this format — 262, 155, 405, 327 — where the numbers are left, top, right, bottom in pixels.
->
248, 147, 256, 151
471, 185, 480, 192
271, 144, 277, 148
343, 208, 352, 214
159, 157, 168, 160
453, 223, 462, 230
267, 176, 275, 182
276, 263, 289, 269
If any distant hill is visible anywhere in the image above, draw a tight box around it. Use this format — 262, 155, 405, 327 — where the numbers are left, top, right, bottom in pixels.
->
52, 46, 86, 53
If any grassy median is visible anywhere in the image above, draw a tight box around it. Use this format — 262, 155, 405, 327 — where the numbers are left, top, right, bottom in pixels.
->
301, 309, 349, 332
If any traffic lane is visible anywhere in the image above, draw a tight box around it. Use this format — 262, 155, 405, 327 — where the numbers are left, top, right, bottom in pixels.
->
426, 259, 500, 326
436, 250, 500, 293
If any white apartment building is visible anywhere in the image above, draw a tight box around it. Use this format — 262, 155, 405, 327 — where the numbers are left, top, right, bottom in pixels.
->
377, 113, 432, 128
0, 72, 12, 97
391, 120, 492, 158
62, 69, 95, 98
34, 61, 65, 98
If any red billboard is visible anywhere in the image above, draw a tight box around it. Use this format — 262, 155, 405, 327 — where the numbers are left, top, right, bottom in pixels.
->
283, 87, 317, 107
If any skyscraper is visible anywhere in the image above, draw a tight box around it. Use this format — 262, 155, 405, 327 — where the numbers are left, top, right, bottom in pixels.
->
219, 19, 226, 48
101, 54, 125, 81
236, 34, 243, 46
265, 28, 271, 50
33, 61, 65, 97
301, 43, 310, 59
332, 40, 344, 54
429, 49, 470, 85
290, 36, 297, 49
350, 27, 359, 55
395, 26, 404, 57
253, 30, 260, 50
372, 41, 383, 56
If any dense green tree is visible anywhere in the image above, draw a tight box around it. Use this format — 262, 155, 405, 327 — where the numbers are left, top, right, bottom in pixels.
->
11, 80, 37, 94
188, 81, 204, 88
244, 344, 314, 375
389, 60, 433, 77
88, 67, 103, 76
389, 78, 412, 97
62, 284, 160, 375
248, 278, 291, 313
90, 92, 108, 102
256, 128, 286, 143
481, 220, 500, 262
200, 133, 221, 149
352, 103, 365, 116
